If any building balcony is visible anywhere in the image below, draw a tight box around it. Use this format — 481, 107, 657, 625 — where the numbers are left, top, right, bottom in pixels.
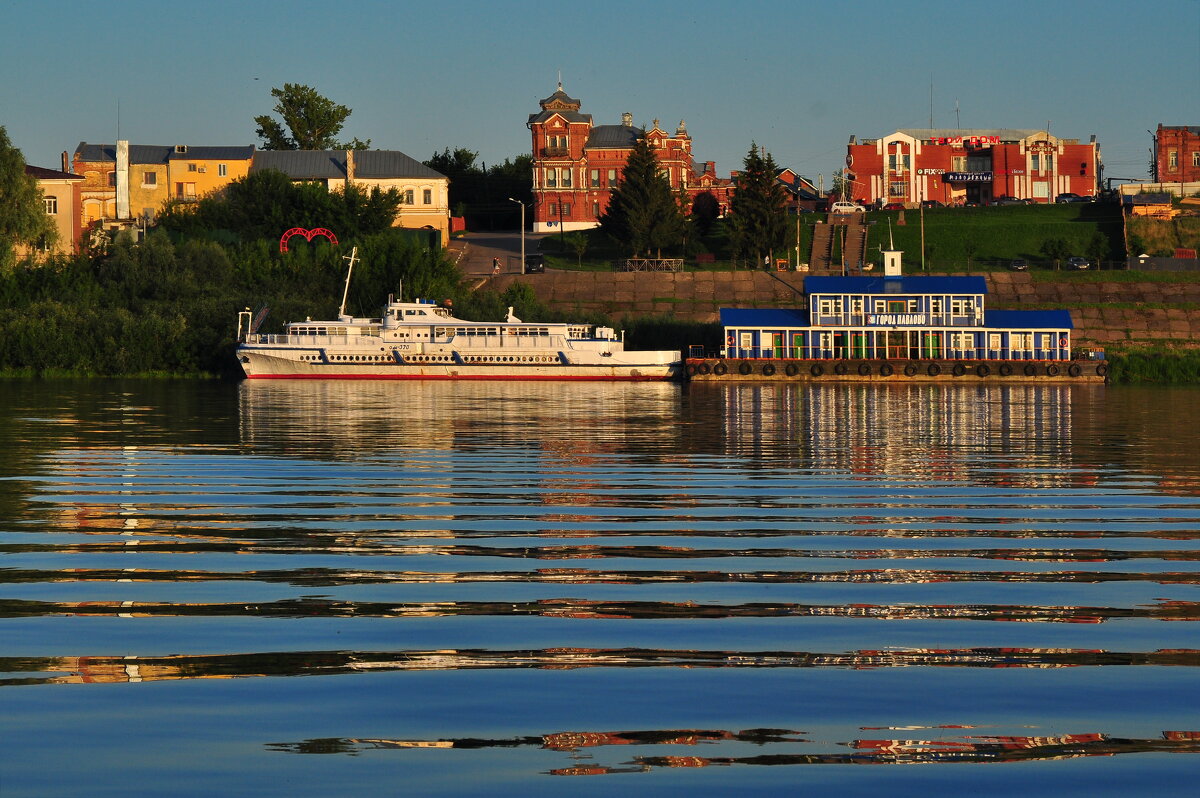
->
541, 146, 569, 158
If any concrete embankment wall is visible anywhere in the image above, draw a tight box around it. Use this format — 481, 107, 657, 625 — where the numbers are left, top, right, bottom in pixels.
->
489, 270, 1200, 350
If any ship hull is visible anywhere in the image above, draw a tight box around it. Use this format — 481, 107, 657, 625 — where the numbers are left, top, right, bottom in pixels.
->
238, 350, 680, 381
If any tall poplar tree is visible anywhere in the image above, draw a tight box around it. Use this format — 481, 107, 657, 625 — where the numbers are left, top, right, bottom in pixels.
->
0, 127, 55, 267
729, 142, 789, 265
599, 137, 686, 257
254, 84, 370, 151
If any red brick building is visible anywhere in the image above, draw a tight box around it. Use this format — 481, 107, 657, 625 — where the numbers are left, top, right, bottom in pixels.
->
1154, 124, 1200, 184
527, 84, 734, 232
844, 128, 1101, 206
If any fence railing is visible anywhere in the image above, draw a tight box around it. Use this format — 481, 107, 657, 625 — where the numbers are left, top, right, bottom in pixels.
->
615, 258, 684, 272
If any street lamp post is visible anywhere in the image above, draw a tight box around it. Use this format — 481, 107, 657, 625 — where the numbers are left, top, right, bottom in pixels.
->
508, 197, 525, 273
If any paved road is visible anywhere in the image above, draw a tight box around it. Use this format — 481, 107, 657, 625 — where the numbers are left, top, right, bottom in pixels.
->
451, 230, 550, 276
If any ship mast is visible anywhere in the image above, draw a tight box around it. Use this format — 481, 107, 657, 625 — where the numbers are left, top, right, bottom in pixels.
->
338, 247, 358, 320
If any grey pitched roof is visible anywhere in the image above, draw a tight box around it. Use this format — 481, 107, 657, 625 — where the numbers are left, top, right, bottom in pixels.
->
75, 143, 171, 164
586, 124, 643, 149
353, 150, 445, 179
74, 143, 254, 164
251, 150, 346, 178
167, 145, 255, 160
250, 150, 445, 180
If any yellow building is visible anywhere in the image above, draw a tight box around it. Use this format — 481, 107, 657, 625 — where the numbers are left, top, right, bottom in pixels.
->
251, 149, 450, 246
20, 165, 84, 256
71, 141, 254, 227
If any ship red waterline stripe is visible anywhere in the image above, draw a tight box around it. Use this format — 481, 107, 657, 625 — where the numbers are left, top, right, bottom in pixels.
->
244, 374, 671, 381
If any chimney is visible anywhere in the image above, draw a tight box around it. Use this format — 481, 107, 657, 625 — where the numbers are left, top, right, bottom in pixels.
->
345, 149, 355, 184
61, 151, 69, 173
115, 140, 130, 220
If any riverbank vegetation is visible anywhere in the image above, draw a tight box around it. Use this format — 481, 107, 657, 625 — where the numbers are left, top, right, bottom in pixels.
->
1106, 348, 1200, 384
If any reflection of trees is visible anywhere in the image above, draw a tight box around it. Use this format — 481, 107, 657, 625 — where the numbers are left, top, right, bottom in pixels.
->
7, 646, 1198, 686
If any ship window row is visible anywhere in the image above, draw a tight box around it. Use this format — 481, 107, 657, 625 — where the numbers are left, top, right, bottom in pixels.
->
300, 354, 390, 362
290, 326, 349, 336
433, 326, 551, 337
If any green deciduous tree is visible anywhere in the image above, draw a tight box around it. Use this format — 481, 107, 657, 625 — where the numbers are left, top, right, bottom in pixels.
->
565, 232, 589, 266
599, 137, 686, 257
0, 127, 56, 267
157, 169, 400, 242
254, 84, 370, 151
1040, 237, 1071, 266
729, 143, 789, 265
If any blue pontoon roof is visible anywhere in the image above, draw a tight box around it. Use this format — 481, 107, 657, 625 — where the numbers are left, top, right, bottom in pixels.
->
804, 275, 988, 295
720, 308, 810, 326
984, 309, 1074, 329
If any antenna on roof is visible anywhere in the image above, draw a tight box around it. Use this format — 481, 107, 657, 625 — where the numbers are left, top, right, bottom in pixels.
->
557, 69, 562, 90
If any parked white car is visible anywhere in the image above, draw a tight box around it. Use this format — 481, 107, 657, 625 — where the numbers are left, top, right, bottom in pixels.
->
830, 201, 866, 214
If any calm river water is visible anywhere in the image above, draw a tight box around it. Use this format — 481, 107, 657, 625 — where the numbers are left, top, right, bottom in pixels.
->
1, 380, 1198, 796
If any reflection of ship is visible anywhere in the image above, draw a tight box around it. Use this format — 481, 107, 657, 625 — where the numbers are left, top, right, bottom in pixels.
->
236, 251, 680, 380
236, 379, 683, 458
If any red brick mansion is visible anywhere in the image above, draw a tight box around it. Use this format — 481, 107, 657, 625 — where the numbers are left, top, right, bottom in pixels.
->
527, 84, 734, 233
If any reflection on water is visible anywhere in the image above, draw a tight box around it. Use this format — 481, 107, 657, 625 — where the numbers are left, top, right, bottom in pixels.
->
2, 380, 1200, 794
6, 646, 1199, 687
265, 727, 1200, 772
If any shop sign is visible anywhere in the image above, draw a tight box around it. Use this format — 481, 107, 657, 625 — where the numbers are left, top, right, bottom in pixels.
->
867, 314, 928, 326
931, 135, 1000, 145
943, 172, 993, 183
917, 168, 945, 175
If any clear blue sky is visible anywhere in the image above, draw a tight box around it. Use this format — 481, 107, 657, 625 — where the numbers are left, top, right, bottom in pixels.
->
4, 0, 1197, 186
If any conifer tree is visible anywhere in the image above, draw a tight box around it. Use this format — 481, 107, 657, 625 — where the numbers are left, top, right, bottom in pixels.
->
729, 142, 789, 265
599, 137, 686, 257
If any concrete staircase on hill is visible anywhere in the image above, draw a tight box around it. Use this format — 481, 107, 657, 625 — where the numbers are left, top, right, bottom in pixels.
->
808, 223, 833, 272
808, 214, 870, 274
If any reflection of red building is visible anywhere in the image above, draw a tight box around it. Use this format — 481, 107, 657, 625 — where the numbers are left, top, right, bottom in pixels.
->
844, 128, 1101, 206
527, 84, 734, 233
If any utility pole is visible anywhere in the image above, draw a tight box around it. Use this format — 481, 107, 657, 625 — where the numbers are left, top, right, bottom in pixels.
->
508, 198, 525, 273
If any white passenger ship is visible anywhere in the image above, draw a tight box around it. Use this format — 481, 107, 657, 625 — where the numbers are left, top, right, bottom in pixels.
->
235, 251, 681, 381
